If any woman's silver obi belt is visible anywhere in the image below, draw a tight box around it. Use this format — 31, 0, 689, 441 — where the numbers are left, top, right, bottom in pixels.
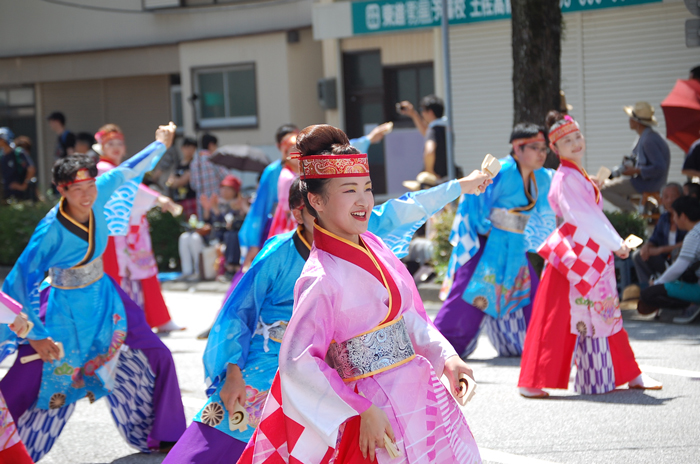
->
49, 257, 104, 289
328, 316, 416, 382
489, 208, 530, 233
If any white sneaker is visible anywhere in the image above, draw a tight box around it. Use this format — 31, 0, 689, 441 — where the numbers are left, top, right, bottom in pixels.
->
156, 320, 186, 334
519, 387, 549, 398
628, 373, 662, 390
673, 305, 700, 324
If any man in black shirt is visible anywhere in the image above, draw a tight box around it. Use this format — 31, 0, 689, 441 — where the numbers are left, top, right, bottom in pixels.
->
399, 94, 454, 179
47, 111, 75, 159
0, 128, 36, 200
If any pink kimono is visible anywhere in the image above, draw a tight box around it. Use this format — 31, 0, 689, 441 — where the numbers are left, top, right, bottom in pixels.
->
240, 225, 480, 464
267, 166, 297, 239
519, 158, 641, 394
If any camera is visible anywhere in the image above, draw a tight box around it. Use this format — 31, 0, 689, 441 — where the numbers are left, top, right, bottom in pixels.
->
611, 155, 636, 178
395, 102, 407, 114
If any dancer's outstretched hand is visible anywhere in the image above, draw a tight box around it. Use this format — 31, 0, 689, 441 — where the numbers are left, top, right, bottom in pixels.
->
155, 122, 177, 149
459, 170, 492, 195
444, 355, 475, 400
220, 364, 247, 416
359, 404, 395, 461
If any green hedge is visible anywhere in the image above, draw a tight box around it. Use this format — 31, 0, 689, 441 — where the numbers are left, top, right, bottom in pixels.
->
603, 210, 647, 241
0, 201, 56, 266
0, 202, 185, 272
432, 208, 456, 284
147, 208, 186, 272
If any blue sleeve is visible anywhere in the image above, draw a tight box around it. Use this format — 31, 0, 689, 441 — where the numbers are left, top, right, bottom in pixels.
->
443, 171, 499, 284
0, 216, 56, 344
524, 168, 557, 252
202, 237, 282, 385
369, 180, 461, 258
350, 136, 371, 154
238, 162, 281, 249
96, 141, 166, 235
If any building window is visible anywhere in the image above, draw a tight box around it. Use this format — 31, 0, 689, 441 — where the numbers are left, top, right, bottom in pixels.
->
384, 63, 434, 128
193, 64, 257, 129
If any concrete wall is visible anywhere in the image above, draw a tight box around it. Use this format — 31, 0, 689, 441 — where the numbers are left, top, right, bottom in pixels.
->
286, 28, 326, 130
38, 75, 170, 185
0, 0, 314, 58
179, 31, 292, 147
0, 45, 179, 86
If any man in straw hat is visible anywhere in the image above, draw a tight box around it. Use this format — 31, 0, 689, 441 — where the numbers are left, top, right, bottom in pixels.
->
600, 101, 670, 213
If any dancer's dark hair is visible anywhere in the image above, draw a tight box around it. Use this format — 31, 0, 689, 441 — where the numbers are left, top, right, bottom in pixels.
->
672, 196, 700, 222
52, 154, 97, 187
275, 124, 299, 145
296, 124, 360, 218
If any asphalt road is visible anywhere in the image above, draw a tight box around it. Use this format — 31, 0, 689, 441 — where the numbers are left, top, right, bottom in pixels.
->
2, 290, 699, 464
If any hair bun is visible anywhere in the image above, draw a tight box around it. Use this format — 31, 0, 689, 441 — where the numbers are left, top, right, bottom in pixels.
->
296, 124, 350, 157
545, 110, 565, 131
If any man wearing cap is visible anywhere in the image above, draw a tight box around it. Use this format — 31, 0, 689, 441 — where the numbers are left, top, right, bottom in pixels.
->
0, 127, 36, 200
600, 102, 671, 213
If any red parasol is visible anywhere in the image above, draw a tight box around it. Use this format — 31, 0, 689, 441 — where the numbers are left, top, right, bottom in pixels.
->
661, 79, 700, 153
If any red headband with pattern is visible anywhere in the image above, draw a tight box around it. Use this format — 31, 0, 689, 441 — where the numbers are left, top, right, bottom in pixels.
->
96, 130, 124, 146
512, 132, 546, 149
548, 116, 580, 149
58, 168, 95, 187
293, 153, 370, 180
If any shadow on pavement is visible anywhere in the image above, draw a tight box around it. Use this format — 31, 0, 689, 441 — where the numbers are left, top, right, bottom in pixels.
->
544, 389, 677, 406
111, 452, 166, 464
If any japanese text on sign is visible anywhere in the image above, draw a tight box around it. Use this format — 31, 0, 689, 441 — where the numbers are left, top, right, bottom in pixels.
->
353, 0, 661, 35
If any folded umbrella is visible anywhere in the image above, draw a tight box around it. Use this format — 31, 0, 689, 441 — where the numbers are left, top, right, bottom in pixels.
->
209, 145, 270, 173
661, 79, 700, 153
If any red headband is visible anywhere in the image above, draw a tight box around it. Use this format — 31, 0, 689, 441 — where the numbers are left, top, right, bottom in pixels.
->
96, 130, 124, 146
548, 116, 580, 149
512, 132, 546, 149
294, 153, 370, 180
58, 168, 95, 187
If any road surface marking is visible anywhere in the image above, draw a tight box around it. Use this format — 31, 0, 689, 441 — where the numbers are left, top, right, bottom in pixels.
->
480, 448, 562, 464
639, 365, 700, 379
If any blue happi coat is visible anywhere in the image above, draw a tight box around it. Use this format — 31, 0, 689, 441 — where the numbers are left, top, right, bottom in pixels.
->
445, 156, 555, 319
1, 142, 167, 410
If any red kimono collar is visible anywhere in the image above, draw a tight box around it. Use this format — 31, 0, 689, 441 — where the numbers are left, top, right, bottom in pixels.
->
560, 158, 600, 204
313, 223, 402, 325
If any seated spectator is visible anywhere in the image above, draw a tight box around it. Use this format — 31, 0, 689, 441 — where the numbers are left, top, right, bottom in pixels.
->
638, 196, 700, 323
632, 183, 685, 289
179, 175, 248, 280
684, 181, 700, 198
600, 102, 670, 213
191, 133, 229, 216
0, 129, 36, 201
166, 137, 198, 219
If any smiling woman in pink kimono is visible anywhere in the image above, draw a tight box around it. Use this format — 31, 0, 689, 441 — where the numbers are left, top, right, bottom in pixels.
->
239, 125, 488, 464
518, 112, 662, 398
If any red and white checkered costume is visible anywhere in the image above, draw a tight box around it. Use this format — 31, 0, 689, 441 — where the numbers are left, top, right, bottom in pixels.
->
537, 222, 613, 297
238, 373, 335, 464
